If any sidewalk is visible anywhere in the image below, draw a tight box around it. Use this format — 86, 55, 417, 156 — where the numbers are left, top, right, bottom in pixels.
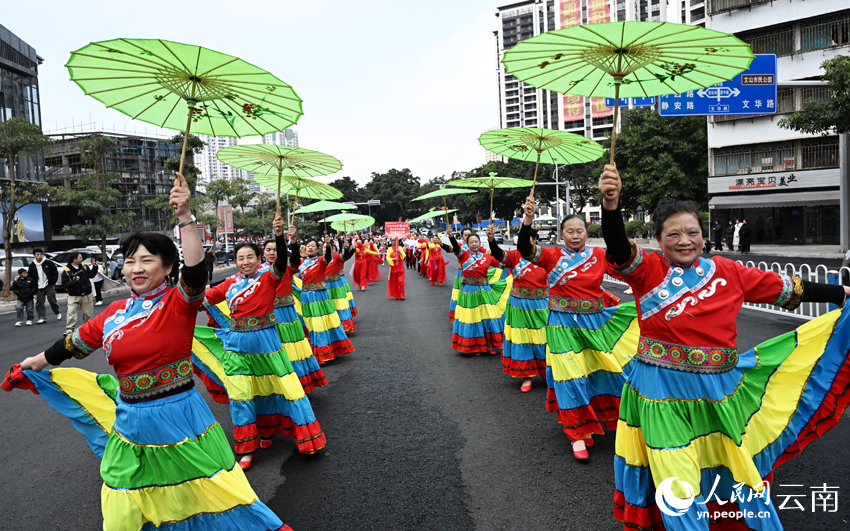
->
586, 238, 846, 260
0, 264, 238, 316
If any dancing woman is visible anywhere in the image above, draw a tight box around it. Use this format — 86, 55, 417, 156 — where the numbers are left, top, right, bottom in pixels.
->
194, 220, 325, 470
428, 235, 447, 287
447, 225, 506, 356
386, 238, 406, 300
366, 239, 383, 285
599, 165, 850, 530
4, 174, 294, 530
449, 228, 473, 321
352, 241, 377, 292
325, 238, 356, 333
517, 198, 639, 460
262, 237, 327, 393
300, 236, 355, 363
489, 227, 548, 393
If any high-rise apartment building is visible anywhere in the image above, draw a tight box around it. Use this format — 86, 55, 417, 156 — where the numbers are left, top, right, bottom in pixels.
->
196, 135, 242, 184
706, 0, 849, 245
246, 128, 300, 195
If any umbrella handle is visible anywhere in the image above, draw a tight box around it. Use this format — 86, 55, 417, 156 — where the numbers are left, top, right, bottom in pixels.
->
529, 151, 542, 199
444, 196, 449, 227
605, 81, 621, 199
490, 187, 494, 223
276, 170, 282, 215
290, 188, 300, 227
175, 106, 194, 210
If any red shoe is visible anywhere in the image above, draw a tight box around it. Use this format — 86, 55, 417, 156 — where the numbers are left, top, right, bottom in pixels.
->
239, 454, 254, 470
583, 436, 594, 448
520, 379, 533, 393
260, 438, 273, 449
431, 281, 434, 286
571, 440, 589, 460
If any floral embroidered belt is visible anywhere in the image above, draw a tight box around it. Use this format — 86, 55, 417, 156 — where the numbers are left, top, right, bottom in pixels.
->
302, 281, 327, 292
274, 294, 295, 308
510, 286, 548, 300
325, 274, 342, 282
118, 357, 194, 402
635, 336, 738, 374
548, 296, 604, 313
462, 276, 490, 286
230, 312, 278, 332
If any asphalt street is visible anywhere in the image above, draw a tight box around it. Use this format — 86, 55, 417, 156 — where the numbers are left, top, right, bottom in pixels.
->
1, 262, 850, 530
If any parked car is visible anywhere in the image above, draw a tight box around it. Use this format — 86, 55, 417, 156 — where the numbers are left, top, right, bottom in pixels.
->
537, 229, 553, 242
0, 253, 63, 291
50, 249, 96, 266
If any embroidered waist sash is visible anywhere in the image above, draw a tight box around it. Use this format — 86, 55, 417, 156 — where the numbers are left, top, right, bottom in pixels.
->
230, 312, 278, 332
274, 294, 295, 308
118, 357, 194, 403
462, 276, 490, 286
325, 273, 342, 282
302, 281, 327, 292
510, 286, 548, 300
635, 336, 738, 374
548, 296, 604, 313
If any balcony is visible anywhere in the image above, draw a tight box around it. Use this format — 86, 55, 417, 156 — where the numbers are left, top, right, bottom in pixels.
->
708, 0, 771, 16
738, 24, 794, 57
801, 14, 850, 52
689, 0, 703, 6
711, 87, 831, 123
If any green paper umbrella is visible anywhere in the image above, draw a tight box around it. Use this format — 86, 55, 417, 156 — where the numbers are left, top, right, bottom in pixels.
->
412, 186, 476, 226
217, 144, 342, 212
449, 172, 531, 222
409, 209, 458, 223
328, 214, 375, 233
501, 21, 754, 166
316, 211, 369, 234
67, 38, 303, 177
253, 174, 343, 225
478, 128, 603, 197
294, 201, 356, 234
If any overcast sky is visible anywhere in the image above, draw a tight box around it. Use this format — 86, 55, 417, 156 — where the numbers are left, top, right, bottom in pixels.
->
6, 0, 502, 185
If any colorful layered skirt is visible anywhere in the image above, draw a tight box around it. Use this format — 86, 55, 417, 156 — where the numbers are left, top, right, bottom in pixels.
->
2, 366, 291, 531
341, 273, 358, 317
449, 267, 463, 322
192, 315, 326, 456
292, 276, 310, 338
614, 303, 850, 531
452, 279, 505, 355
502, 287, 549, 378
450, 266, 509, 323
327, 274, 356, 333
544, 301, 639, 441
299, 283, 355, 363
274, 303, 327, 393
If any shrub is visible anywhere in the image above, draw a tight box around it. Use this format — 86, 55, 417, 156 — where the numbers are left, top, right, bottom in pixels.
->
625, 220, 645, 238
587, 223, 603, 238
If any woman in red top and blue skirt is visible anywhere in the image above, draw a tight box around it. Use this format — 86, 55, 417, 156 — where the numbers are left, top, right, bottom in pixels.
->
517, 201, 639, 460
299, 237, 355, 363
598, 165, 850, 531
490, 227, 548, 393
447, 225, 507, 356
3, 175, 293, 530
325, 239, 356, 333
262, 238, 327, 394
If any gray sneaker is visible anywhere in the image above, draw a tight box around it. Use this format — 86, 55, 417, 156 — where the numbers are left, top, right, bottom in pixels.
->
56, 313, 62, 320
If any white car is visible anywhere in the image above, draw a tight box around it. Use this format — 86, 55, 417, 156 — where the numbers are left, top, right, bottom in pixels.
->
0, 253, 63, 291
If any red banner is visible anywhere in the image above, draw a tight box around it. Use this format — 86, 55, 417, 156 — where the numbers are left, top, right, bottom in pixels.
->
563, 94, 585, 123
216, 206, 234, 234
591, 97, 613, 118
384, 222, 410, 238
587, 0, 610, 24
559, 0, 581, 28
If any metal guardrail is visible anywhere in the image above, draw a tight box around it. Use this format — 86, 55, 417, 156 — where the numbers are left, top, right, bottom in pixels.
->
605, 260, 845, 321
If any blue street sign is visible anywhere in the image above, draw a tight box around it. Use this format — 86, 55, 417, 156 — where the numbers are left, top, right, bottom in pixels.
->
658, 54, 777, 117
604, 97, 656, 107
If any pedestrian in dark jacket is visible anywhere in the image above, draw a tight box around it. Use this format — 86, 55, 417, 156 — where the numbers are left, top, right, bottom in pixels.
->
11, 268, 36, 326
27, 248, 61, 323
61, 253, 97, 335
204, 248, 216, 283
726, 221, 735, 251
739, 218, 752, 254
712, 221, 724, 252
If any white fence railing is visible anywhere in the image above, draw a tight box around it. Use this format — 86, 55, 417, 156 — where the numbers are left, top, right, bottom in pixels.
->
604, 261, 846, 321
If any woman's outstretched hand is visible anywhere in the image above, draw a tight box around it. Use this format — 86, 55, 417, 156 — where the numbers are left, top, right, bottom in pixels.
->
20, 352, 49, 372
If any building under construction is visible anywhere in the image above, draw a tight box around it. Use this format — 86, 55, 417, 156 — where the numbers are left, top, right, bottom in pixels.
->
44, 131, 186, 244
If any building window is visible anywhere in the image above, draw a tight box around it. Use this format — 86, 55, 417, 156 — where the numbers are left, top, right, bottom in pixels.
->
738, 24, 794, 56
524, 95, 536, 102
801, 12, 850, 51
507, 98, 519, 105
524, 87, 536, 94
526, 120, 538, 126
507, 121, 521, 128
713, 141, 796, 176
801, 137, 840, 170
564, 119, 584, 129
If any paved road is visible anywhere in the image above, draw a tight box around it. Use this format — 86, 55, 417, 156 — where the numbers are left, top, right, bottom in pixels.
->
2, 263, 849, 530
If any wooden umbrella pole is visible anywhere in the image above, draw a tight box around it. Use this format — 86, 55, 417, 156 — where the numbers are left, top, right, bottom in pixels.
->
178, 105, 195, 176
276, 169, 282, 214
490, 187, 494, 223
529, 151, 542, 198
609, 80, 622, 167
291, 188, 301, 226
444, 196, 449, 227
323, 210, 327, 236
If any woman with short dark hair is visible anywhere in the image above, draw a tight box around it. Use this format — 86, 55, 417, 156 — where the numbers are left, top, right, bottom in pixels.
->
7, 174, 293, 530
600, 164, 850, 531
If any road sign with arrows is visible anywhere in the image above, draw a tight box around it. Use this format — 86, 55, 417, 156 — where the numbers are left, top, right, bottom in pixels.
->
658, 54, 777, 117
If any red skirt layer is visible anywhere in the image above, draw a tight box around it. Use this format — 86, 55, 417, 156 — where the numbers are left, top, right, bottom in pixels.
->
388, 267, 406, 299
314, 339, 356, 363
352, 261, 369, 288
429, 259, 446, 284
451, 332, 504, 355
502, 356, 547, 378
546, 391, 620, 440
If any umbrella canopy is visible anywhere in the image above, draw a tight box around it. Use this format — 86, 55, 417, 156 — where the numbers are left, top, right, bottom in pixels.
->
216, 144, 342, 211
501, 21, 753, 166
252, 174, 343, 224
319, 212, 367, 223
448, 172, 531, 222
67, 38, 303, 174
293, 200, 356, 215
478, 128, 603, 196
330, 215, 375, 233
412, 187, 475, 226
410, 209, 458, 223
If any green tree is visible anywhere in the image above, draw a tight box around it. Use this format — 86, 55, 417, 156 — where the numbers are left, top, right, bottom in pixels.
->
363, 168, 421, 224
61, 135, 134, 262
204, 179, 237, 240
327, 176, 364, 203
779, 55, 850, 135
0, 118, 52, 298
609, 108, 708, 214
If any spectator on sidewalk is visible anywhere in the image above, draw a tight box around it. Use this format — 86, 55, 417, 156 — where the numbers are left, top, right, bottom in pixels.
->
712, 221, 724, 252
61, 253, 97, 336
89, 257, 106, 306
27, 248, 61, 324
739, 218, 752, 254
726, 220, 735, 251
11, 268, 36, 326
204, 247, 216, 283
